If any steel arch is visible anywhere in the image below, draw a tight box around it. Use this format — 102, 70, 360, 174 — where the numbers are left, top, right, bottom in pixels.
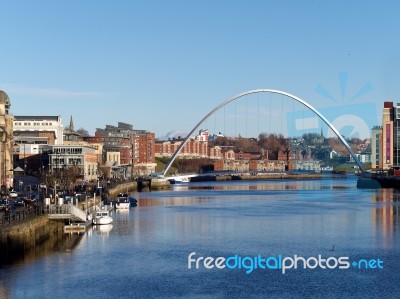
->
162, 89, 365, 176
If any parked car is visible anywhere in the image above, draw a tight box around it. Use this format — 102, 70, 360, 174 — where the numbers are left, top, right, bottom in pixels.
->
15, 197, 25, 206
0, 199, 8, 210
30, 194, 39, 202
9, 191, 18, 198
24, 196, 38, 207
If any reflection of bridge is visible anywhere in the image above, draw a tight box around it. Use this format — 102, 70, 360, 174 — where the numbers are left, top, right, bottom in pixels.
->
161, 89, 364, 177
164, 172, 268, 182
165, 171, 327, 183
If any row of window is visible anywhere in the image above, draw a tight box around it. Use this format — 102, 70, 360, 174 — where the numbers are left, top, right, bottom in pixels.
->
53, 158, 83, 165
87, 164, 97, 176
14, 122, 54, 126
53, 148, 83, 154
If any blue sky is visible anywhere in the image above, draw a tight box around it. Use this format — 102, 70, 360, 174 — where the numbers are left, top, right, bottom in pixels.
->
1, 0, 399, 139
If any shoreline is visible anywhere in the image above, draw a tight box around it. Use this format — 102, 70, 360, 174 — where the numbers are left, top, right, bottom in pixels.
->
189, 172, 347, 182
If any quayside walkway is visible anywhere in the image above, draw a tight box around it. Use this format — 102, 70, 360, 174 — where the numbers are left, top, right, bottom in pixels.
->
46, 204, 87, 222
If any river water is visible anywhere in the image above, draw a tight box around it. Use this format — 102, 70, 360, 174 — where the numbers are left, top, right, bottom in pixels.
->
0, 177, 399, 298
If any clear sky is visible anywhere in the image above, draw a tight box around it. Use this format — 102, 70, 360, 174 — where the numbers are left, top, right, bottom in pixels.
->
1, 0, 399, 139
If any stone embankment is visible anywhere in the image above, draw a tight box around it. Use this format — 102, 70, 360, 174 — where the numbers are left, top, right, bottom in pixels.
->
0, 215, 64, 264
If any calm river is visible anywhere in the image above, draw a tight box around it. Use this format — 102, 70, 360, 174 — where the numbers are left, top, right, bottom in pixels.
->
0, 177, 399, 298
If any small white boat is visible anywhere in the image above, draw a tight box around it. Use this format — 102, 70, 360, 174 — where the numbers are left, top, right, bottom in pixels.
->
115, 193, 131, 209
170, 176, 190, 184
92, 210, 113, 225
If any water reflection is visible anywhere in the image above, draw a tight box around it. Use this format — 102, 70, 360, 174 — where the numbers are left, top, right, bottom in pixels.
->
94, 224, 113, 236
178, 179, 352, 191
371, 188, 400, 249
138, 196, 212, 207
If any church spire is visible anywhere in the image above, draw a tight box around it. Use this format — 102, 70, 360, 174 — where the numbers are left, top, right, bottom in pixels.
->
69, 115, 75, 131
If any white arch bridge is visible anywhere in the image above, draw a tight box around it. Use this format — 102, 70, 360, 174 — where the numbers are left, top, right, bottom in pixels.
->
160, 89, 365, 177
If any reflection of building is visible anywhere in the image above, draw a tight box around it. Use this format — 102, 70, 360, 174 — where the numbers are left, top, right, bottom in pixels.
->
0, 90, 14, 190
371, 189, 400, 249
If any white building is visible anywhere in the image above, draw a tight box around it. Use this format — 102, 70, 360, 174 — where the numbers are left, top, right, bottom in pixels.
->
13, 116, 64, 145
196, 129, 209, 142
349, 153, 371, 164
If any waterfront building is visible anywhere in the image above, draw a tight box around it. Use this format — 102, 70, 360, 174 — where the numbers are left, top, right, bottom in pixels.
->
214, 159, 249, 172
48, 145, 98, 181
155, 138, 209, 159
95, 122, 155, 176
372, 101, 400, 169
136, 131, 156, 174
348, 153, 371, 164
0, 90, 14, 191
214, 158, 286, 172
13, 115, 64, 145
288, 160, 321, 172
392, 103, 400, 166
248, 159, 286, 172
371, 126, 382, 169
382, 102, 394, 169
208, 145, 223, 159
13, 144, 50, 175
12, 115, 67, 176
223, 149, 235, 160
106, 151, 121, 166
154, 140, 174, 157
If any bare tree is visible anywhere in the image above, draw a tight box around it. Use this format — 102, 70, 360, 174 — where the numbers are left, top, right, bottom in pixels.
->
258, 133, 287, 159
76, 127, 90, 137
41, 165, 82, 193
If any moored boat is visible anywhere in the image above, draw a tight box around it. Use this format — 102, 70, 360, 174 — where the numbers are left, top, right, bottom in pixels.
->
115, 193, 130, 209
169, 176, 190, 184
92, 209, 113, 225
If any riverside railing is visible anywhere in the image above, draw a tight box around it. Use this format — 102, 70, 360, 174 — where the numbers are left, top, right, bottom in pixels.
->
0, 204, 47, 226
